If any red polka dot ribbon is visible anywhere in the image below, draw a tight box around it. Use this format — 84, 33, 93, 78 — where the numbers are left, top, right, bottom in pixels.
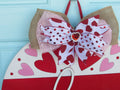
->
39, 15, 111, 65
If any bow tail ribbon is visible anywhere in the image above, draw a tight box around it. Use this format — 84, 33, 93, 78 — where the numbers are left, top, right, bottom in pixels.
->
58, 41, 75, 65
58, 33, 107, 65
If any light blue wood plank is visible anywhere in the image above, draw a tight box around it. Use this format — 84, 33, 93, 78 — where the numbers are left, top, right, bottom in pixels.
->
89, 0, 120, 6
0, 0, 47, 5
90, 0, 120, 3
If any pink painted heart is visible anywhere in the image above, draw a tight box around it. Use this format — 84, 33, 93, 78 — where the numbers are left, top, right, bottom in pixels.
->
110, 44, 120, 55
100, 58, 114, 72
18, 63, 34, 76
25, 44, 37, 57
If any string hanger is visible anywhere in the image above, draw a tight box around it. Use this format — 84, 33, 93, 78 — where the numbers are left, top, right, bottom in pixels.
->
65, 0, 83, 19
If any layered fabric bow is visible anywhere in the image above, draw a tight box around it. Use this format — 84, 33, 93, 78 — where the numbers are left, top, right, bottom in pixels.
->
39, 15, 110, 65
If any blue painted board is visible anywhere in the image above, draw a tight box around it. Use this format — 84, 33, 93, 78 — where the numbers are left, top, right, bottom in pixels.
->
0, 0, 120, 89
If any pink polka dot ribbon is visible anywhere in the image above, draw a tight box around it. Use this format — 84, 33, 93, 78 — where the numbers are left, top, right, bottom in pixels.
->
38, 15, 111, 65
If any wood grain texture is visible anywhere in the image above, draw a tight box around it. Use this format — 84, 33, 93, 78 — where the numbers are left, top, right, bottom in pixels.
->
90, 0, 120, 3
0, 0, 120, 89
0, 0, 48, 5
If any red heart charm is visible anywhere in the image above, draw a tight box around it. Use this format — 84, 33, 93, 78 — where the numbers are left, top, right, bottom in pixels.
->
34, 53, 56, 73
71, 32, 80, 42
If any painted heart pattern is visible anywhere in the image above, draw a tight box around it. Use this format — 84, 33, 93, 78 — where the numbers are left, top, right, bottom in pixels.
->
18, 63, 34, 76
25, 44, 38, 57
34, 53, 57, 73
100, 58, 114, 72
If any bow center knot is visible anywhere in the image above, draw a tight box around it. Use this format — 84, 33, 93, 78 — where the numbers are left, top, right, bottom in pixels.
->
71, 32, 80, 42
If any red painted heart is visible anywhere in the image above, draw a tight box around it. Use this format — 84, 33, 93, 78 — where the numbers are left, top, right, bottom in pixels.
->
71, 32, 80, 41
78, 53, 100, 70
34, 53, 56, 73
